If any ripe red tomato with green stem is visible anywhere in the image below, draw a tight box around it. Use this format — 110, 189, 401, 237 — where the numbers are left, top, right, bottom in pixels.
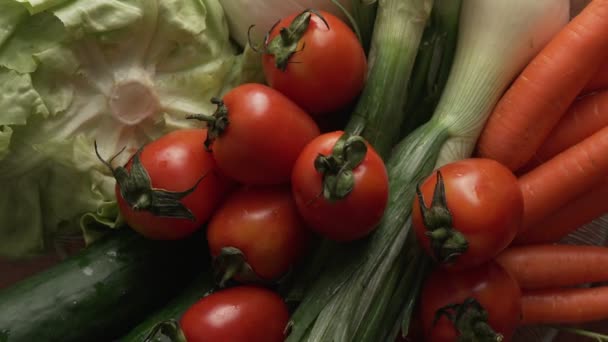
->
187, 83, 320, 185
95, 129, 234, 240
149, 286, 289, 342
419, 261, 522, 342
261, 9, 367, 115
412, 158, 523, 271
207, 185, 311, 286
291, 131, 389, 241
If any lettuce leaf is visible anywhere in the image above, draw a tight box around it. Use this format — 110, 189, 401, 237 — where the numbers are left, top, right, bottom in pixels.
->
0, 0, 263, 258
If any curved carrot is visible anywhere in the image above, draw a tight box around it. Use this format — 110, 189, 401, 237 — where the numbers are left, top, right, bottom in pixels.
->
518, 124, 608, 230
583, 62, 608, 94
476, 0, 608, 171
514, 177, 608, 244
521, 286, 608, 325
520, 89, 608, 172
496, 244, 608, 289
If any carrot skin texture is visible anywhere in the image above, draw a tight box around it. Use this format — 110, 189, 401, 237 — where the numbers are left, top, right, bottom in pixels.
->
521, 89, 608, 172
521, 286, 608, 325
476, 0, 608, 171
518, 124, 608, 230
582, 62, 608, 94
514, 177, 608, 244
496, 244, 608, 289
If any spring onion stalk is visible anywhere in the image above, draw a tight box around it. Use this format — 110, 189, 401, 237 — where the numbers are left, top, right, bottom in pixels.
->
287, 1, 569, 341
349, 0, 378, 52
432, 0, 569, 167
345, 0, 433, 159
400, 0, 462, 137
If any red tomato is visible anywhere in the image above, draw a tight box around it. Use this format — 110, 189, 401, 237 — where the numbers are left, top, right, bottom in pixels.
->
412, 158, 523, 271
420, 262, 522, 342
291, 131, 389, 241
195, 83, 320, 185
262, 10, 367, 115
180, 286, 289, 342
207, 185, 310, 281
115, 129, 234, 240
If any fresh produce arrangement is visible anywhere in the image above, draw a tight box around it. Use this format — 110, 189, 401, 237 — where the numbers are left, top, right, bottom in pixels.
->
4, 0, 608, 341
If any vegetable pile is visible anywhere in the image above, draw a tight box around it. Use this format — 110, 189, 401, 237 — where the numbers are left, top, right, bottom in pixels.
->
4, 0, 608, 341
0, 0, 263, 258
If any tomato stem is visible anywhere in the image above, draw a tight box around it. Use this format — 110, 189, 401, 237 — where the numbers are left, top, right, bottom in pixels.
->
415, 171, 468, 263
435, 297, 503, 342
213, 247, 262, 288
263, 10, 329, 72
143, 319, 187, 342
94, 141, 202, 220
314, 132, 368, 201
186, 97, 229, 151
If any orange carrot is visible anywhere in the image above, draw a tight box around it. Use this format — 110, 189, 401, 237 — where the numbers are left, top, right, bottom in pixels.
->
514, 177, 608, 244
518, 124, 608, 230
476, 0, 608, 171
520, 89, 608, 172
521, 286, 608, 325
496, 245, 608, 289
583, 62, 608, 94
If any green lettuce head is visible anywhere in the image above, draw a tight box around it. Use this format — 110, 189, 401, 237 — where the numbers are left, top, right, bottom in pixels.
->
0, 0, 263, 258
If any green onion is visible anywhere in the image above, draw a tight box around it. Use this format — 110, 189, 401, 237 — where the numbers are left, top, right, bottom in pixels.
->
400, 0, 462, 137
349, 0, 378, 52
345, 0, 433, 159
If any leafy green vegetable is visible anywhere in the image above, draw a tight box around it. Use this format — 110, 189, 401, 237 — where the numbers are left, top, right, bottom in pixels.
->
0, 0, 263, 258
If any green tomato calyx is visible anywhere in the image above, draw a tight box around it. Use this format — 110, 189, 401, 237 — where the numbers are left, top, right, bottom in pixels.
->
434, 297, 503, 342
94, 141, 204, 220
314, 132, 367, 201
213, 246, 263, 288
416, 171, 468, 264
262, 9, 329, 72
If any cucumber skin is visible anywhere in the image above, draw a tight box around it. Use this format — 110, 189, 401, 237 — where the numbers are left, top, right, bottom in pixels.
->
0, 229, 208, 342
120, 273, 213, 342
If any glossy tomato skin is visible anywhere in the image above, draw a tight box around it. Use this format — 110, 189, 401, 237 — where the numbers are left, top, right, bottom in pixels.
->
116, 129, 234, 240
412, 158, 523, 271
291, 131, 389, 241
207, 185, 311, 280
213, 83, 320, 185
420, 262, 522, 342
262, 11, 367, 115
180, 286, 289, 342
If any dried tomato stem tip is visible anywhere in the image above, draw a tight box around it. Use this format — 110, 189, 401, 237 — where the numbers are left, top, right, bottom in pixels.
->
213, 247, 262, 288
187, 97, 229, 150
143, 319, 188, 342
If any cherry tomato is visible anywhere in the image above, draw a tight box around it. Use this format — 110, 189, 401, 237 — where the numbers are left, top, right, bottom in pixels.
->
207, 185, 310, 282
112, 129, 234, 240
420, 262, 522, 342
291, 131, 389, 241
190, 83, 320, 185
180, 286, 289, 342
262, 10, 367, 115
412, 158, 523, 271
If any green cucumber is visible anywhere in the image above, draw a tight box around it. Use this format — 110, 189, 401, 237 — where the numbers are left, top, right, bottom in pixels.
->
120, 273, 214, 342
0, 229, 208, 342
